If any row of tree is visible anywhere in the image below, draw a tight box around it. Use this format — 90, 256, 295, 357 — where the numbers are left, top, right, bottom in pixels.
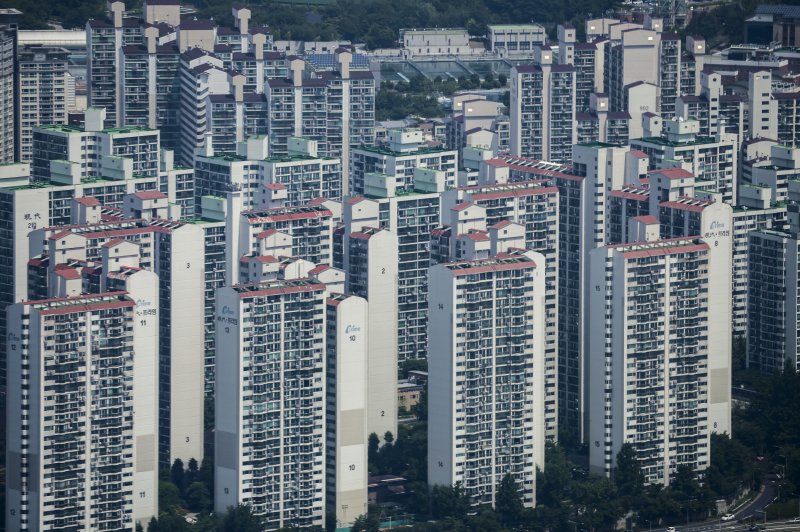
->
357, 362, 800, 531
145, 362, 797, 531
190, 0, 620, 48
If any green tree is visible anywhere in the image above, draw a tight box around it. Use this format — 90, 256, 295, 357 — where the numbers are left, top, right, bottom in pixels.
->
536, 442, 572, 506
147, 511, 190, 531
368, 432, 380, 472
495, 473, 524, 527
615, 443, 644, 498
171, 458, 186, 494
351, 513, 380, 532
158, 480, 183, 512
411, 388, 428, 422
187, 458, 199, 485
706, 433, 753, 498
466, 508, 504, 530
573, 477, 624, 531
431, 482, 471, 520
220, 504, 263, 532
185, 481, 212, 512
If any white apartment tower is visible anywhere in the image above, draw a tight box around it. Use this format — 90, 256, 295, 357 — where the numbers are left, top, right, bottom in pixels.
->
343, 169, 444, 363
6, 288, 159, 530
587, 227, 732, 484
25, 212, 207, 466
510, 46, 577, 163
18, 46, 71, 162
439, 175, 561, 439
342, 222, 399, 441
428, 252, 547, 508
0, 9, 20, 163
325, 294, 369, 529
747, 209, 800, 373
349, 128, 457, 196
631, 119, 738, 205
216, 279, 327, 530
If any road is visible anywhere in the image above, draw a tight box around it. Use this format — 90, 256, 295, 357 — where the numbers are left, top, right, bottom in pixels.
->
671, 521, 800, 532
734, 474, 779, 521
648, 475, 784, 532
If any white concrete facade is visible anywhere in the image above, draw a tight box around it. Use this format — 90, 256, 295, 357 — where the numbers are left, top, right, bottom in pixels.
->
428, 252, 546, 508
325, 294, 369, 529
215, 279, 327, 530
6, 290, 159, 531
587, 235, 730, 485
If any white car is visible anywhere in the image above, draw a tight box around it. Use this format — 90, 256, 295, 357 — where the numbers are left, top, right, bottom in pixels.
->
666, 527, 676, 532
721, 514, 735, 522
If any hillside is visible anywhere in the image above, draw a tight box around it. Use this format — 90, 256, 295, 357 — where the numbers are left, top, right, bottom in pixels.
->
1, 0, 619, 44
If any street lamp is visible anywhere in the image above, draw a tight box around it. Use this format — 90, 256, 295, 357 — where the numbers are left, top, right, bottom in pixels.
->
646, 519, 652, 532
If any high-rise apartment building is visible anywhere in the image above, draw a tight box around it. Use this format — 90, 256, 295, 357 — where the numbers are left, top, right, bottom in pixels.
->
747, 208, 800, 373
194, 136, 342, 212
510, 47, 577, 163
732, 206, 787, 337
343, 169, 444, 362
18, 46, 70, 162
87, 2, 373, 169
0, 9, 20, 162
631, 119, 737, 205
216, 279, 327, 529
587, 226, 732, 484
556, 24, 605, 111
30, 108, 194, 218
428, 252, 547, 507
30, 209, 207, 465
349, 128, 457, 196
325, 294, 369, 529
6, 289, 159, 530
227, 199, 336, 285
0, 154, 167, 388
342, 223, 399, 441
440, 173, 561, 439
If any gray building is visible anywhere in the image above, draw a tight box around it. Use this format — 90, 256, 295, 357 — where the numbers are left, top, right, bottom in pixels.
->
0, 9, 20, 162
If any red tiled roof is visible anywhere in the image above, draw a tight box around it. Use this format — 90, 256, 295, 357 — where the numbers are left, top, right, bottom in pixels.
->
238, 282, 325, 299
460, 231, 489, 242
451, 202, 473, 212
75, 196, 101, 206
54, 267, 81, 280
101, 238, 128, 249
449, 260, 537, 277
48, 230, 74, 241
649, 168, 693, 180
133, 190, 167, 200
308, 264, 330, 276
622, 242, 708, 260
39, 299, 135, 316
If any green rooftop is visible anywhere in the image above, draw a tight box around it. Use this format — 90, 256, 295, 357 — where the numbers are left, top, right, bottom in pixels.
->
577, 141, 624, 149
634, 135, 722, 148
181, 217, 224, 225
264, 154, 338, 163
355, 144, 454, 157
37, 124, 157, 135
